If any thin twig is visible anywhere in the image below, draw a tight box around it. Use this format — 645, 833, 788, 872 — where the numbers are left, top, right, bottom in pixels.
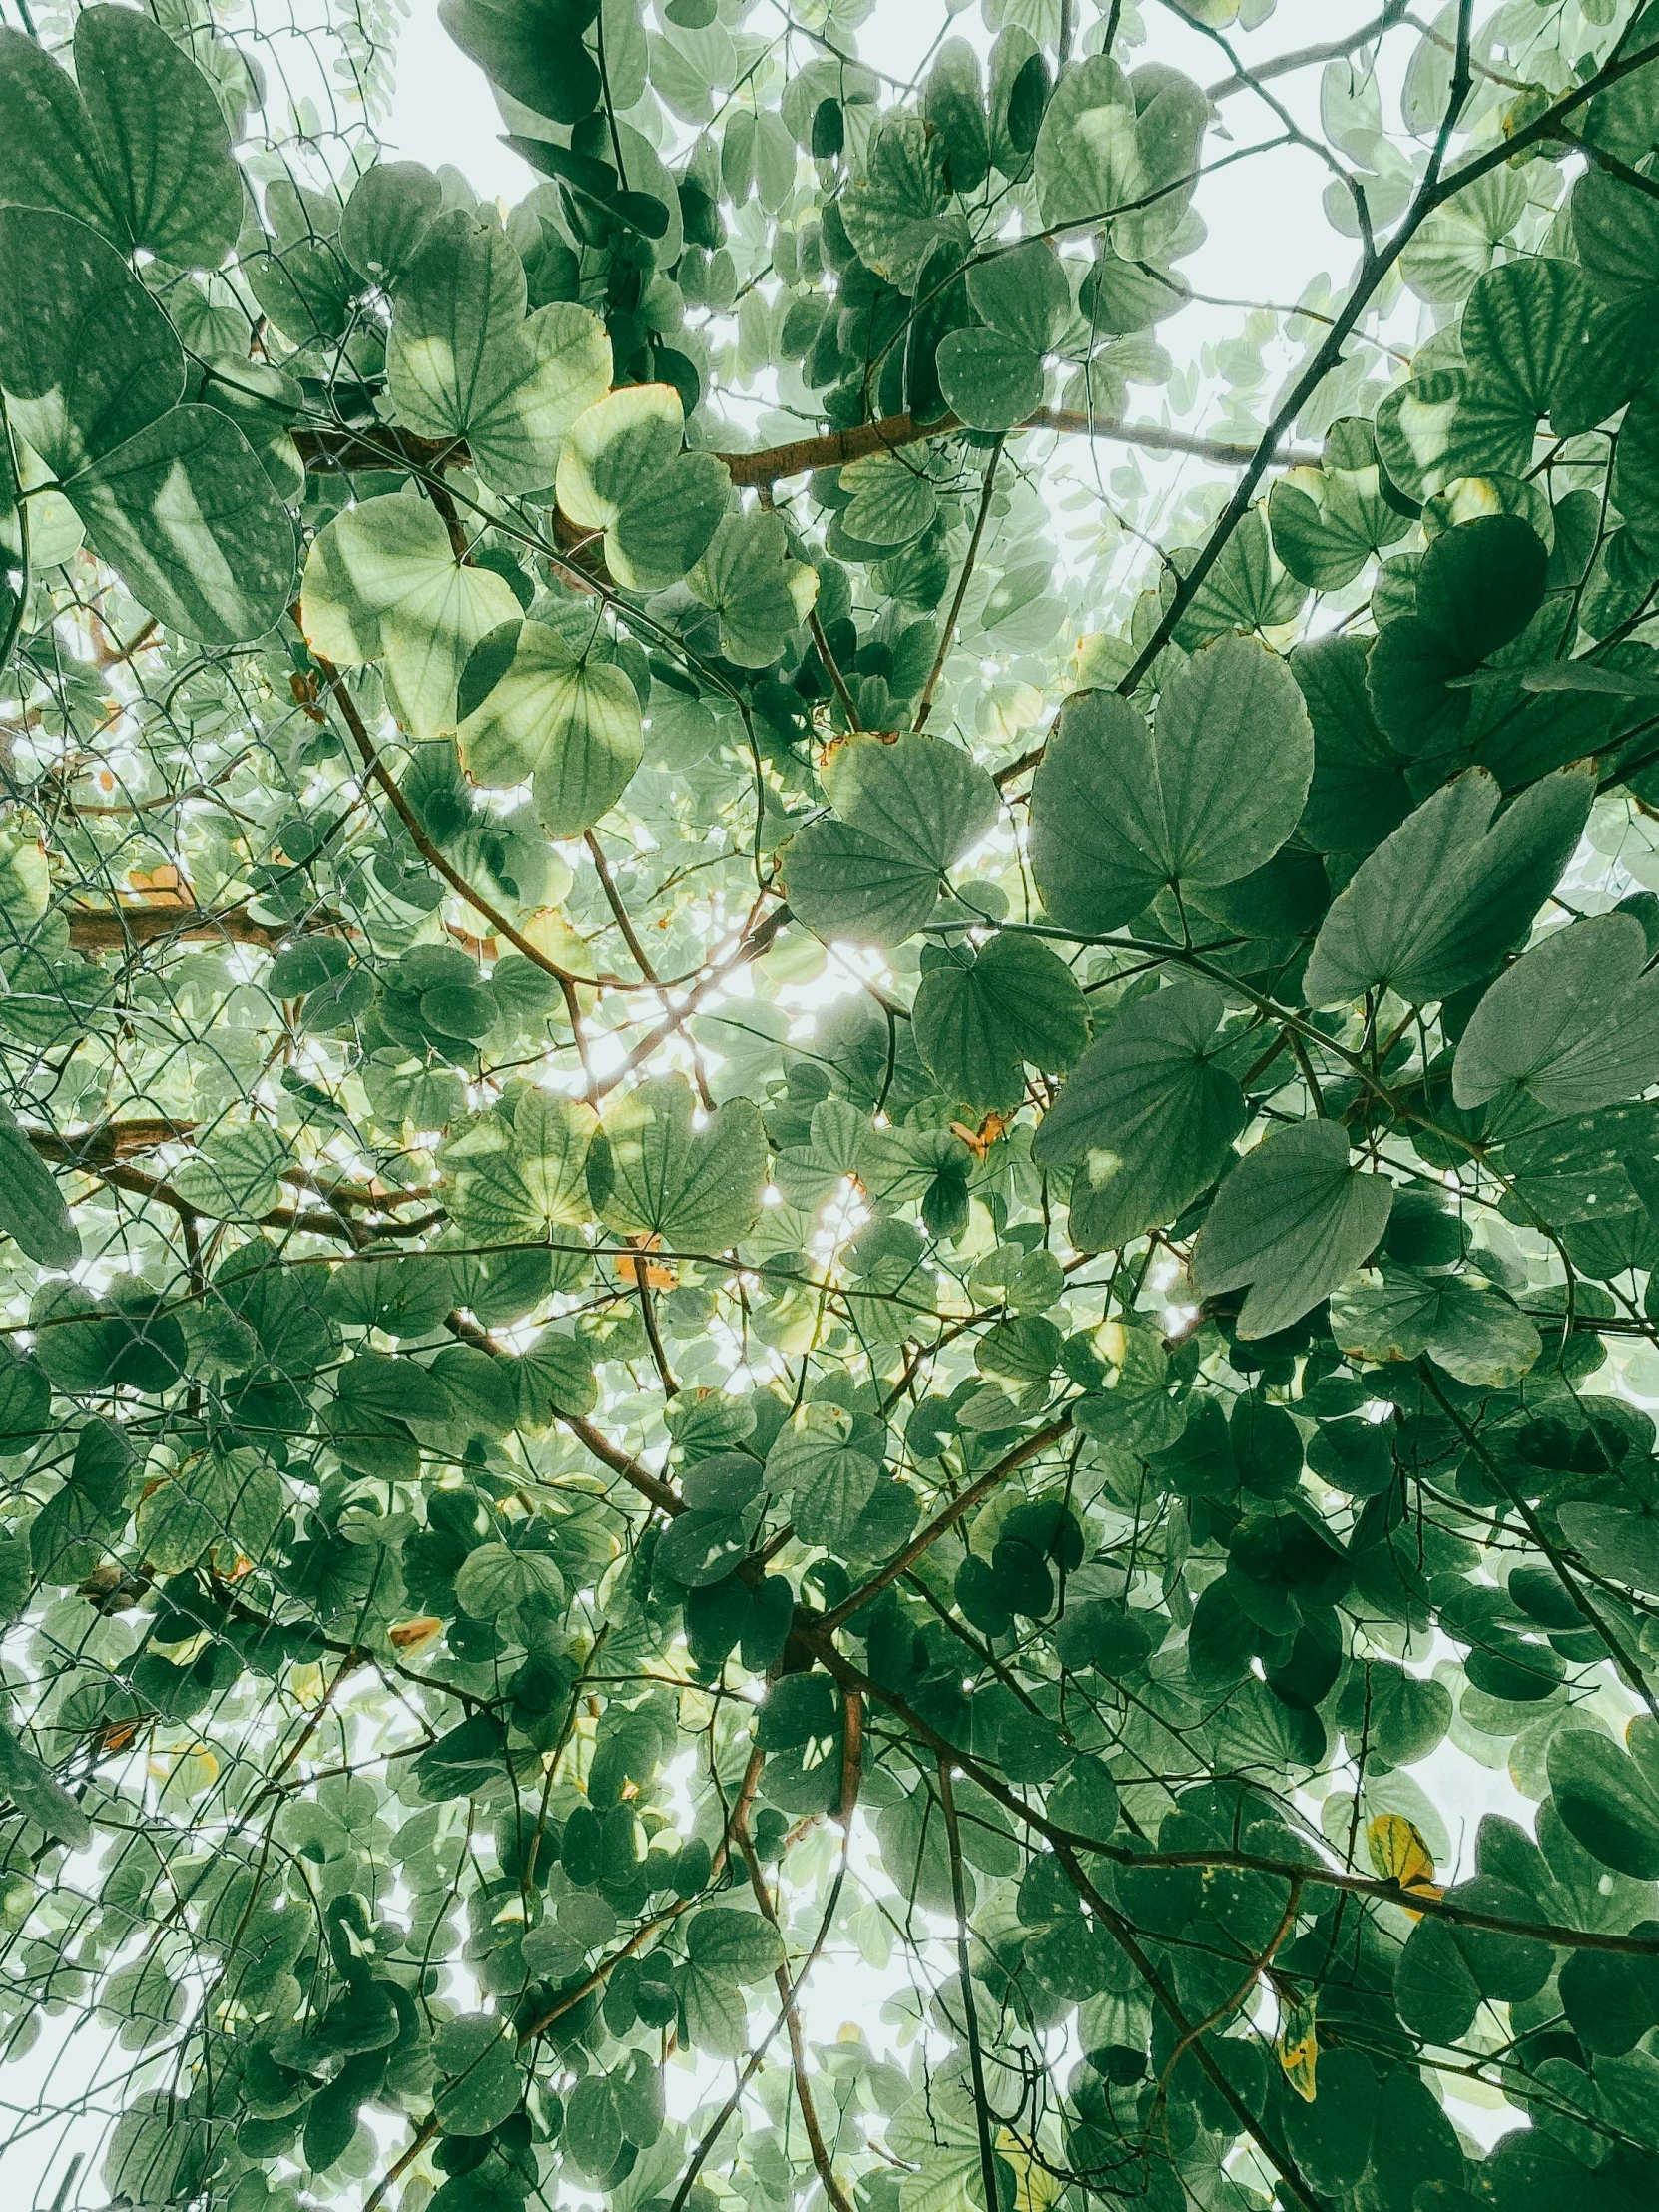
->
936, 1758, 1003, 2212
808, 605, 862, 728
916, 438, 1002, 731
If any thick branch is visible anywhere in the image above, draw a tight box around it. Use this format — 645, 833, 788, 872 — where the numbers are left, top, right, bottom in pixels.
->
63, 903, 296, 953
291, 408, 1320, 492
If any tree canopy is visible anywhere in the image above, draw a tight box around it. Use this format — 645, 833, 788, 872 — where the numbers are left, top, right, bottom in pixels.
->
9, 3, 1659, 2210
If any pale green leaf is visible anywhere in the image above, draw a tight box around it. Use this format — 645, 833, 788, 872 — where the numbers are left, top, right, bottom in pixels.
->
301, 491, 521, 740
555, 384, 729, 590
458, 618, 643, 831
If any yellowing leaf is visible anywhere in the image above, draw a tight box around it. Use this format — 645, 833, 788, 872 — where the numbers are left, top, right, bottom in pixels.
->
389, 1615, 444, 1656
998, 2129, 1061, 2212
1366, 1813, 1444, 1915
1277, 1991, 1318, 2103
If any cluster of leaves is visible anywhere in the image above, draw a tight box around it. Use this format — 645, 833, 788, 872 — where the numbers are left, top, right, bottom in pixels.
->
11, 4, 1659, 2212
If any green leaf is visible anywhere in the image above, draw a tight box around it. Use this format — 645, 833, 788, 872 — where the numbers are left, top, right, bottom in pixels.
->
0, 209, 183, 480
72, 6, 243, 267
1293, 635, 1413, 858
1367, 515, 1548, 755
0, 1347, 48, 1461
1193, 1120, 1392, 1339
454, 1539, 564, 1616
0, 1720, 90, 1847
842, 115, 956, 290
1172, 507, 1308, 647
912, 931, 1089, 1111
1034, 980, 1246, 1250
1029, 633, 1314, 933
135, 1446, 282, 1573
1268, 418, 1414, 591
685, 1903, 783, 1981
1453, 913, 1659, 1116
433, 2014, 525, 2135
1303, 766, 1594, 1006
0, 27, 121, 249
1399, 165, 1526, 305
1330, 1266, 1540, 1388
1446, 260, 1605, 472
1115, 64, 1208, 261
172, 1126, 291, 1222
0, 9, 242, 267
1612, 377, 1659, 562
1547, 1727, 1659, 1880
1574, 169, 1659, 308
1554, 1503, 1659, 1598
301, 491, 522, 741
443, 1089, 597, 1236
677, 1905, 784, 2054
438, 0, 600, 126
767, 1402, 880, 1546
786, 731, 1000, 945
555, 384, 729, 590
936, 241, 1069, 433
1363, 1665, 1452, 1767
387, 210, 611, 494
457, 619, 643, 833
504, 133, 671, 243
67, 405, 297, 647
1283, 2046, 1378, 2193
0, 1107, 78, 1268
589, 1074, 766, 1250
338, 160, 443, 286
925, 40, 991, 194
936, 327, 1044, 434
195, 358, 304, 502
1034, 54, 1140, 233
564, 2076, 623, 2180
838, 451, 939, 547
687, 507, 819, 668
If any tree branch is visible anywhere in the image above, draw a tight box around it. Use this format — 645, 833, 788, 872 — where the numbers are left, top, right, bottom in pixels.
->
310, 646, 608, 1013
937, 1756, 1005, 2212
802, 1634, 1659, 1958
1205, 1, 1411, 100
291, 407, 1321, 492
916, 438, 1003, 731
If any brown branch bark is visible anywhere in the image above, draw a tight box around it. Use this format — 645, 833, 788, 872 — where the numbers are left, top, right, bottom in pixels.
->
291, 407, 1320, 491
63, 904, 297, 953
